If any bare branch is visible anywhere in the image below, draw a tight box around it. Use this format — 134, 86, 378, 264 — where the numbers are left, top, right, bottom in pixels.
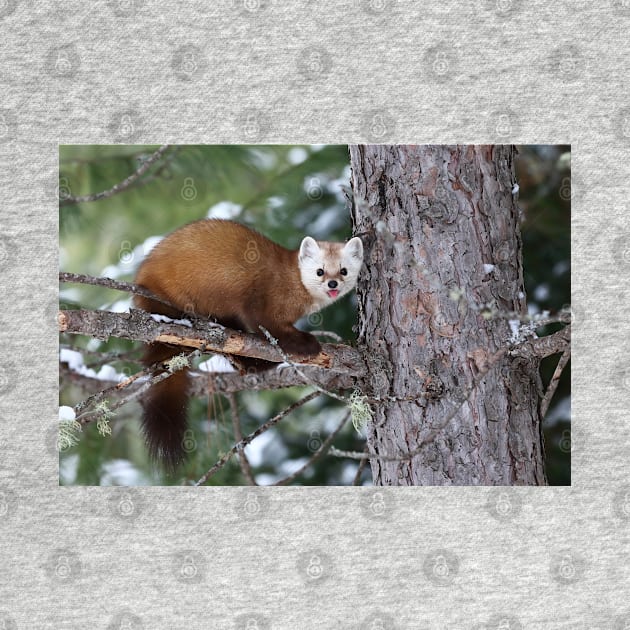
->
510, 325, 571, 360
75, 367, 169, 425
60, 344, 141, 369
352, 445, 370, 485
329, 447, 376, 461
59, 145, 171, 207
202, 365, 357, 393
60, 363, 113, 394
59, 272, 179, 311
259, 326, 349, 401
540, 347, 571, 419
61, 359, 357, 397
273, 411, 350, 486
73, 363, 151, 417
74, 347, 203, 425
194, 391, 321, 486
228, 393, 257, 485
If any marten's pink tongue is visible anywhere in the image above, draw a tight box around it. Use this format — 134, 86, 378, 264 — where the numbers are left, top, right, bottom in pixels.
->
328, 289, 339, 298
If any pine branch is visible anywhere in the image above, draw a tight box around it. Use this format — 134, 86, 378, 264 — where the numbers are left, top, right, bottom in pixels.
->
202, 366, 356, 393
58, 308, 366, 375
540, 347, 571, 418
273, 410, 351, 486
194, 391, 321, 486
74, 347, 204, 425
510, 325, 571, 359
227, 393, 257, 486
259, 325, 349, 402
59, 144, 171, 207
59, 272, 179, 311
61, 360, 357, 396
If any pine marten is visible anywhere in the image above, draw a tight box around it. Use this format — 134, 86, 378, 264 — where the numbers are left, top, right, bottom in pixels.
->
133, 219, 363, 470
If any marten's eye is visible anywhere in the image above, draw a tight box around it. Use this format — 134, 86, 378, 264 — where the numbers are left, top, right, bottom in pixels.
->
316, 268, 324, 277
340, 268, 348, 276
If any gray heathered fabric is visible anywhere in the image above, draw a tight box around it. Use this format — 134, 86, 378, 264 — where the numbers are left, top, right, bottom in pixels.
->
0, 1, 627, 628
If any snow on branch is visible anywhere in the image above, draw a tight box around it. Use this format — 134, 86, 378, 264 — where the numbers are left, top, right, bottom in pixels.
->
510, 325, 571, 360
58, 308, 366, 376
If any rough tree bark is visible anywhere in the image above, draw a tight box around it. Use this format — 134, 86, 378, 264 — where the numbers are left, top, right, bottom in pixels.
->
349, 145, 546, 486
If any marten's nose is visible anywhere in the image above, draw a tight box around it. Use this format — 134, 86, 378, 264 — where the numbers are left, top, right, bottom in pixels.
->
328, 280, 338, 289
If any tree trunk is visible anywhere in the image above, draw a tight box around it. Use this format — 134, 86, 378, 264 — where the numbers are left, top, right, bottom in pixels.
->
349, 145, 546, 486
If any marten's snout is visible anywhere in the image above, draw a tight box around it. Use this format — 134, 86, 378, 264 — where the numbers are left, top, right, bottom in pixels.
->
326, 278, 340, 299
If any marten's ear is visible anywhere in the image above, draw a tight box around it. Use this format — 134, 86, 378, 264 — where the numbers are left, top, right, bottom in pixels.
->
344, 237, 363, 261
299, 236, 320, 262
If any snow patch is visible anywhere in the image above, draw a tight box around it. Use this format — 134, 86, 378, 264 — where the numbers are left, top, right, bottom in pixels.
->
100, 235, 163, 280
244, 430, 275, 467
528, 303, 540, 316
267, 196, 284, 209
100, 459, 150, 486
508, 319, 521, 343
142, 236, 163, 256
553, 260, 570, 276
97, 365, 122, 382
198, 355, 236, 373
287, 147, 308, 165
206, 201, 242, 220
483, 264, 495, 274
101, 264, 124, 279
60, 348, 84, 371
150, 313, 192, 327
327, 165, 353, 203
279, 457, 310, 475
308, 207, 343, 237
59, 406, 76, 421
109, 299, 131, 313
534, 284, 550, 301
544, 396, 571, 426
60, 348, 127, 382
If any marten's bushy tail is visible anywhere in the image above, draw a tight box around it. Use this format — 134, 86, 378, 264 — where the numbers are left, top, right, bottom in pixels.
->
140, 342, 190, 471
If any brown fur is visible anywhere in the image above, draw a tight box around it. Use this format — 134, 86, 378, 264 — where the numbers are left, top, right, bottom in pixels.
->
135, 220, 321, 354
133, 219, 323, 468
138, 342, 190, 470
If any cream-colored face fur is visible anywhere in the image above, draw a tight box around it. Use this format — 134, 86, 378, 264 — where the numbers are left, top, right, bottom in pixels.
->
298, 236, 363, 313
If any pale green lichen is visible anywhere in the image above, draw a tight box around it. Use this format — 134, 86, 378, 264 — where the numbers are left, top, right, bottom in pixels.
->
94, 402, 114, 436
166, 354, 190, 372
449, 287, 463, 302
348, 389, 373, 434
97, 418, 112, 437
58, 420, 82, 451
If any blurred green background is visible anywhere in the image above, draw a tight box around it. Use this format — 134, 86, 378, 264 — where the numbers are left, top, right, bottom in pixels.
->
58, 144, 571, 486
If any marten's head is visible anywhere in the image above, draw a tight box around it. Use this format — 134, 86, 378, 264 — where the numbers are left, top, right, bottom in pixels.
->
298, 236, 363, 309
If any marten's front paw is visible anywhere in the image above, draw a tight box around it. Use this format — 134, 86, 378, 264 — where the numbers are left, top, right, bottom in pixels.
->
280, 333, 321, 357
